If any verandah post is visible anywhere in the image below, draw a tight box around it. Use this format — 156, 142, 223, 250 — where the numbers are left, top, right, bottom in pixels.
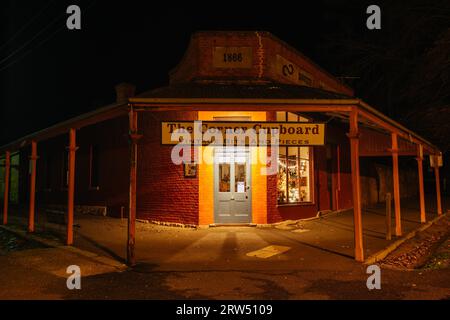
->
2, 151, 10, 225
66, 128, 77, 245
416, 144, 426, 223
347, 107, 364, 262
391, 133, 402, 236
434, 154, 442, 216
128, 107, 141, 266
28, 141, 38, 232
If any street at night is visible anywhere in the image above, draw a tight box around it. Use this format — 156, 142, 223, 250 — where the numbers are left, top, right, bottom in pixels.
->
1, 197, 449, 300
0, 0, 449, 314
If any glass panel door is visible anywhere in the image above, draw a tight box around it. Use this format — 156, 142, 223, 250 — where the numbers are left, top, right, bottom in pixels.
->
214, 148, 251, 223
219, 163, 231, 192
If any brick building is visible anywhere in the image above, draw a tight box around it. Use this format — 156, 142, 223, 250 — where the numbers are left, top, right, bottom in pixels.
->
0, 31, 443, 263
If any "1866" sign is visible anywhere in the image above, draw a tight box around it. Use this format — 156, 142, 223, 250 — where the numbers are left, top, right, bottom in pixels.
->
213, 47, 253, 68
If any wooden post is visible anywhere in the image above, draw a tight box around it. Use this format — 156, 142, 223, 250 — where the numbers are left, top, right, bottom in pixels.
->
391, 133, 402, 236
28, 141, 38, 233
128, 108, 141, 266
336, 145, 340, 211
2, 151, 10, 225
66, 129, 77, 246
416, 145, 426, 223
434, 155, 442, 215
347, 107, 364, 262
385, 193, 392, 240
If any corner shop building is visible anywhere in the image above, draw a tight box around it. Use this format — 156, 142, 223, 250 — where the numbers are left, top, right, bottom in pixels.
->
0, 31, 443, 262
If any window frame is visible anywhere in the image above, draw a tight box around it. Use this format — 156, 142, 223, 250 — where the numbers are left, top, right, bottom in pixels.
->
277, 145, 314, 206
89, 144, 100, 190
43, 154, 53, 192
276, 111, 315, 206
61, 150, 69, 190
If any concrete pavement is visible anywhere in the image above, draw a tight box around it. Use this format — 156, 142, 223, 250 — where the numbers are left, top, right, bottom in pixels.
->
14, 196, 445, 269
4, 196, 449, 270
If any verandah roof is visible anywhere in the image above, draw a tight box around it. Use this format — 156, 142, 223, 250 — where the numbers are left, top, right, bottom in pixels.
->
130, 83, 440, 155
134, 83, 351, 100
0, 83, 441, 155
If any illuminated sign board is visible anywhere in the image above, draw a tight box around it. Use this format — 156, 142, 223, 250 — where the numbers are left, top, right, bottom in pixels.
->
161, 121, 326, 146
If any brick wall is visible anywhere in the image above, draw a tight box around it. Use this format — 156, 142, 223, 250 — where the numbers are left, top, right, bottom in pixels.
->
75, 116, 130, 216
262, 33, 353, 95
170, 31, 354, 96
171, 31, 263, 84
34, 134, 66, 207
360, 158, 419, 207
137, 111, 199, 225
15, 110, 421, 225
28, 116, 130, 216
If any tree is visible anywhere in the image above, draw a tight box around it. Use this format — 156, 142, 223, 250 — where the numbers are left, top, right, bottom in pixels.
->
321, 0, 450, 151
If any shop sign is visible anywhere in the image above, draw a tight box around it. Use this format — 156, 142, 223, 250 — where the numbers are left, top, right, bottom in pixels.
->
430, 154, 443, 168
161, 121, 326, 146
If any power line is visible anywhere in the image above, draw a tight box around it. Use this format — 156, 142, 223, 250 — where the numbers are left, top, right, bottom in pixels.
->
0, 0, 57, 53
0, 25, 65, 73
0, 1, 97, 73
0, 11, 66, 67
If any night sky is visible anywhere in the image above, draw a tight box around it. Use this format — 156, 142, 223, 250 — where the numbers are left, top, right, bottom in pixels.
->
1, 0, 449, 149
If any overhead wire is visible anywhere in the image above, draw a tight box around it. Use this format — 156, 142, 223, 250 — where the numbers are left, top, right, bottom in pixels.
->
0, 12, 67, 67
0, 24, 65, 73
0, 0, 57, 53
0, 1, 97, 73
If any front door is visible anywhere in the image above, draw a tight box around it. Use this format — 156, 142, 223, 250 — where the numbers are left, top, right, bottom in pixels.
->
214, 148, 251, 224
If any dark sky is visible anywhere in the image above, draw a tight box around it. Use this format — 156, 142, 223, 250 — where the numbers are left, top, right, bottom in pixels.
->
0, 0, 411, 145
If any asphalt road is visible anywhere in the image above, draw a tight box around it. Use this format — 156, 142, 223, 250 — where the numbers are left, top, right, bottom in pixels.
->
0, 227, 449, 299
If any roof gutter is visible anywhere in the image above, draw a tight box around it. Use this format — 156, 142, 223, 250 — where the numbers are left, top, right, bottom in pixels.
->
129, 97, 358, 105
